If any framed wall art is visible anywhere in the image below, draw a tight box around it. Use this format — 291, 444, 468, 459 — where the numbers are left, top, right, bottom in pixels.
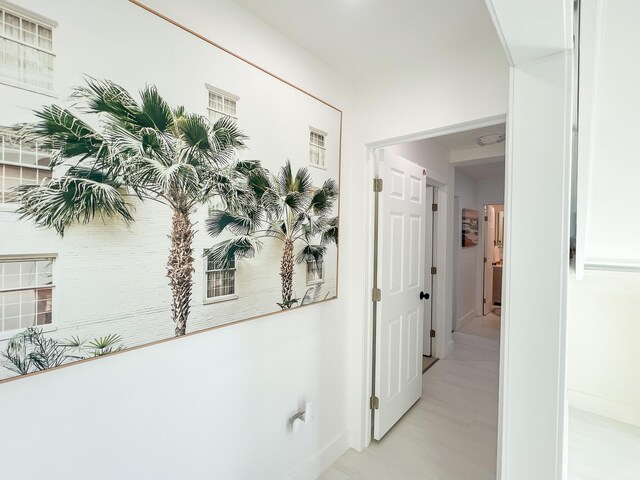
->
0, 0, 342, 382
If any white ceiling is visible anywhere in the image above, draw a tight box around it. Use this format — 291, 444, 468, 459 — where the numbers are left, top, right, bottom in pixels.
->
488, 0, 573, 65
232, 0, 499, 81
433, 124, 506, 151
456, 160, 505, 181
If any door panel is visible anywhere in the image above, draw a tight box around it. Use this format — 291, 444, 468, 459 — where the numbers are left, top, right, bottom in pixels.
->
374, 149, 430, 440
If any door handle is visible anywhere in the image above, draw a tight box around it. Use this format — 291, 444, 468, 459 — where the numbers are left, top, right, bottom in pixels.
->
420, 291, 430, 300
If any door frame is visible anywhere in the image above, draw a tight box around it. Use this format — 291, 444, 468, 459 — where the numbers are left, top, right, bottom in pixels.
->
480, 203, 505, 314
359, 114, 507, 447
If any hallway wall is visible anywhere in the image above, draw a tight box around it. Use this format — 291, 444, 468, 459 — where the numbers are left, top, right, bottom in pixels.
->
568, 271, 640, 427
454, 170, 480, 330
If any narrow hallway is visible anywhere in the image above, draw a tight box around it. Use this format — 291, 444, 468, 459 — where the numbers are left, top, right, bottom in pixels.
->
322, 340, 500, 480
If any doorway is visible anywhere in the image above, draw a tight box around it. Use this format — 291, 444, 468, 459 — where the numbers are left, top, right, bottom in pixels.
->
365, 118, 507, 444
483, 204, 504, 316
370, 148, 439, 440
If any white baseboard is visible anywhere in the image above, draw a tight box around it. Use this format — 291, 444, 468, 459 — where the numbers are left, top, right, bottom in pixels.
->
445, 339, 454, 358
287, 430, 349, 480
568, 390, 640, 428
456, 309, 476, 330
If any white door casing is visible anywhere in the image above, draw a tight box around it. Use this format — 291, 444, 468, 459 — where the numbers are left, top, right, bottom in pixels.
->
484, 205, 495, 315
423, 187, 434, 356
374, 149, 428, 440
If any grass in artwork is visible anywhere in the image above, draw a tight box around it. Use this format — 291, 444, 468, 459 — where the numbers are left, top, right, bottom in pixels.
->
1, 328, 124, 375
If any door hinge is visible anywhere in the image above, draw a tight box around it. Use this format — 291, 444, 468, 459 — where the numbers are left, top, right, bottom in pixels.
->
431, 266, 437, 275
370, 395, 380, 410
373, 178, 383, 192
372, 288, 381, 302
430, 329, 436, 338
432, 203, 438, 212
483, 298, 487, 304
484, 215, 488, 222
484, 257, 487, 263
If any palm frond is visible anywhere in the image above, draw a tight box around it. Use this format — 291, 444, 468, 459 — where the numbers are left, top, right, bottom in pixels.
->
295, 244, 327, 265
1, 330, 33, 375
210, 115, 247, 159
310, 178, 338, 215
205, 236, 262, 269
205, 209, 260, 237
72, 77, 140, 124
138, 84, 174, 132
321, 216, 339, 245
176, 113, 213, 160
276, 161, 313, 212
20, 105, 109, 167
86, 334, 124, 356
16, 169, 134, 236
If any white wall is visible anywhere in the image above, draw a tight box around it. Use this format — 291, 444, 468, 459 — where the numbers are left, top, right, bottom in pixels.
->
479, 177, 505, 205
453, 170, 479, 330
576, 0, 640, 272
568, 0, 640, 432
0, 0, 355, 478
568, 271, 640, 427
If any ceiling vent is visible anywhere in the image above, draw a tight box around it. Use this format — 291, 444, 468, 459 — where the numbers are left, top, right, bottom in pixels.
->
476, 134, 505, 146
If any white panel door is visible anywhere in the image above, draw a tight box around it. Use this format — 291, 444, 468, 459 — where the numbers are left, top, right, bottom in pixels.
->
374, 149, 428, 440
483, 205, 495, 315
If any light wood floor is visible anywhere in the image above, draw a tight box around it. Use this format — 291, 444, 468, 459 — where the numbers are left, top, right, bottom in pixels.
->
322, 311, 640, 479
569, 408, 640, 480
321, 340, 500, 480
458, 311, 501, 340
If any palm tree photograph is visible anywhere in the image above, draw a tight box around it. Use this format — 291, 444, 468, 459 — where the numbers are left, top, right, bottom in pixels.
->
0, 0, 341, 382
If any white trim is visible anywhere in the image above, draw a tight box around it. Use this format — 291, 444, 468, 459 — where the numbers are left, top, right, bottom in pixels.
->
455, 308, 476, 330
205, 84, 239, 121
0, 78, 57, 97
287, 431, 348, 480
309, 126, 328, 137
202, 252, 237, 302
498, 51, 573, 480
482, 0, 514, 66
0, 256, 56, 335
204, 83, 239, 101
0, 0, 58, 28
575, 0, 607, 280
203, 293, 238, 305
0, 3, 57, 93
0, 253, 58, 261
584, 257, 640, 273
358, 114, 507, 450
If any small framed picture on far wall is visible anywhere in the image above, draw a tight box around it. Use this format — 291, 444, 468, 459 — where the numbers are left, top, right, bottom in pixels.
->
462, 209, 479, 247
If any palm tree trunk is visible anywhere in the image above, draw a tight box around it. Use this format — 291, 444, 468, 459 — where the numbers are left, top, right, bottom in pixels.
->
280, 239, 295, 308
167, 209, 195, 336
